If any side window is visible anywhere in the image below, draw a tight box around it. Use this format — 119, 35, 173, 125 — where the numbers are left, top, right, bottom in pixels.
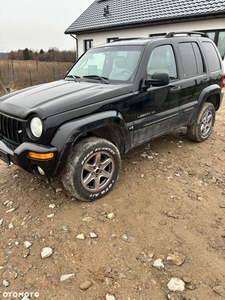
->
179, 42, 205, 77
192, 43, 205, 74
147, 45, 177, 80
84, 39, 93, 52
179, 43, 197, 77
202, 41, 221, 72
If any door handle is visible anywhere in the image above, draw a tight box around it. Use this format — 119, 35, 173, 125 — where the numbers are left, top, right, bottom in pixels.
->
170, 86, 182, 92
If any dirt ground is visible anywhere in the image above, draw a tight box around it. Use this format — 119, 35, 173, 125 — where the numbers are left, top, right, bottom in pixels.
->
0, 96, 225, 300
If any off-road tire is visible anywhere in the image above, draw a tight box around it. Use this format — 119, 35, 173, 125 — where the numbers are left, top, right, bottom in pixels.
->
187, 102, 215, 142
62, 137, 121, 201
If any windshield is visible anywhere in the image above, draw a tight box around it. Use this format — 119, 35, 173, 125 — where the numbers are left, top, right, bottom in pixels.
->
67, 45, 142, 83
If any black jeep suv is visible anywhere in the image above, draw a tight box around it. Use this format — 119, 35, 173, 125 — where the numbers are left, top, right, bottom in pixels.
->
0, 32, 224, 201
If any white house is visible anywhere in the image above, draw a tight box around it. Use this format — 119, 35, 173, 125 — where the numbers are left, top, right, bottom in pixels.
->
65, 0, 225, 68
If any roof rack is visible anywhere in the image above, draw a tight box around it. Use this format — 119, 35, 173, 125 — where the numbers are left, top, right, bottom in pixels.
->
111, 37, 147, 42
165, 31, 209, 38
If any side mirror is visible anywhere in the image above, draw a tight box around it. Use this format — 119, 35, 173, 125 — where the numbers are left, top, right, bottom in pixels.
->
145, 72, 170, 87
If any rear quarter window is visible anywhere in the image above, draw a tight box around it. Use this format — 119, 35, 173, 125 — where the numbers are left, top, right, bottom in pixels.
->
202, 42, 221, 72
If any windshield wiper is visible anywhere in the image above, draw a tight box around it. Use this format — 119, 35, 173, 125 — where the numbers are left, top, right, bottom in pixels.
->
65, 74, 80, 82
83, 75, 108, 84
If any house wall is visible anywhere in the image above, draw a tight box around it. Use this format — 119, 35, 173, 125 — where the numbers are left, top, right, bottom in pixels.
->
74, 18, 225, 69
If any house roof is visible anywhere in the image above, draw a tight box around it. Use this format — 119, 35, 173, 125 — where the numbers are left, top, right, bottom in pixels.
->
65, 0, 225, 34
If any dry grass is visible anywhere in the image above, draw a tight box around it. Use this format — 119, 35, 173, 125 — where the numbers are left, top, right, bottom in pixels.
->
0, 60, 73, 96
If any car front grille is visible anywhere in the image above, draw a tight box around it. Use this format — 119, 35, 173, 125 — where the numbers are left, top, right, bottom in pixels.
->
0, 113, 23, 144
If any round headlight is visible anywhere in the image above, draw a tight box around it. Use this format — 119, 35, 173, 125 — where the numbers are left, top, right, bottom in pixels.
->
30, 117, 43, 138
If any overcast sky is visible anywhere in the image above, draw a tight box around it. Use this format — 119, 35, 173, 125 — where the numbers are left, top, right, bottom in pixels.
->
0, 0, 94, 53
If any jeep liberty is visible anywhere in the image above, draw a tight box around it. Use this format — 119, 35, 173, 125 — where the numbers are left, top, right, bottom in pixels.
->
0, 32, 224, 201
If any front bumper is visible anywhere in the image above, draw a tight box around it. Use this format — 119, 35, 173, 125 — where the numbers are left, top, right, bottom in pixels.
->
0, 136, 58, 177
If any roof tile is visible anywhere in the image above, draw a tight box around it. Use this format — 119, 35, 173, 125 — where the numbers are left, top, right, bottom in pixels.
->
65, 0, 225, 34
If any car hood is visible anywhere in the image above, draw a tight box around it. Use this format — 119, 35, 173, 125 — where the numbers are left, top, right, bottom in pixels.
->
0, 80, 133, 119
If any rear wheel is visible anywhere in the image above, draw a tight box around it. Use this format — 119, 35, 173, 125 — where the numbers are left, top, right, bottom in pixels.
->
187, 102, 215, 142
62, 137, 121, 201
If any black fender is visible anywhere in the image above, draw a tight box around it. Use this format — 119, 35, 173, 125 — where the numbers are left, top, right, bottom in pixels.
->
190, 84, 222, 124
50, 110, 131, 177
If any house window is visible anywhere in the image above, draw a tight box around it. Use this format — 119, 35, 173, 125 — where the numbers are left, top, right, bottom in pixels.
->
84, 39, 93, 52
218, 31, 225, 59
204, 29, 225, 59
107, 38, 119, 43
149, 33, 166, 38
206, 31, 216, 41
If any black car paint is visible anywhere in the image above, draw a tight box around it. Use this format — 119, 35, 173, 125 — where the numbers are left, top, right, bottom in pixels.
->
0, 80, 134, 120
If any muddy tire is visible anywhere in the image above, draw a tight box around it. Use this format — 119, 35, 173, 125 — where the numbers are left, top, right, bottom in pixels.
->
62, 137, 121, 201
187, 102, 215, 142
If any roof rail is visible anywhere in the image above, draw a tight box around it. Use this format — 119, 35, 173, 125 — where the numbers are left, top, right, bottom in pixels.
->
111, 37, 146, 42
166, 31, 209, 38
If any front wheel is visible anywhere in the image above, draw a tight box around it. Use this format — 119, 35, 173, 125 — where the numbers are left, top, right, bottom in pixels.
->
62, 137, 121, 201
187, 102, 215, 142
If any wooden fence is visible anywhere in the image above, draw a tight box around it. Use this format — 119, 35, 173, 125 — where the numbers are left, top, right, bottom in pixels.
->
0, 60, 73, 95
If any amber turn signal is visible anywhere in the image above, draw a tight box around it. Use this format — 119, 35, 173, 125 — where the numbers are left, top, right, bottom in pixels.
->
28, 152, 54, 160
